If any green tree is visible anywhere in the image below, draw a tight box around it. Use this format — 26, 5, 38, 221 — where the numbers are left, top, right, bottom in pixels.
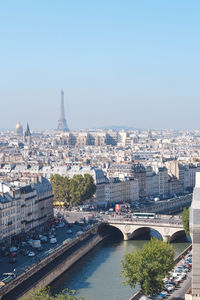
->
182, 207, 190, 237
50, 175, 71, 206
83, 174, 96, 201
25, 287, 86, 300
50, 174, 68, 204
121, 238, 175, 297
51, 173, 96, 207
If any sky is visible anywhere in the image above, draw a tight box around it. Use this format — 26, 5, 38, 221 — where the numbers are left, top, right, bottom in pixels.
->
0, 0, 200, 130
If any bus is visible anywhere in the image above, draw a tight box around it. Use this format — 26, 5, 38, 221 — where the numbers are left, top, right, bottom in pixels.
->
133, 212, 156, 219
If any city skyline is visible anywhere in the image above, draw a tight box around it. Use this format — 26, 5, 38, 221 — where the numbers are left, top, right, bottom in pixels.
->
0, 1, 200, 130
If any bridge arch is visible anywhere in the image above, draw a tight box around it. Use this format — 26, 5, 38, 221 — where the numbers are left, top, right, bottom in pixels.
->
131, 227, 163, 240
97, 223, 124, 239
169, 229, 187, 242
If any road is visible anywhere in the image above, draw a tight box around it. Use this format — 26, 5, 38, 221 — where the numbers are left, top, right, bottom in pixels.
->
0, 212, 91, 278
2, 232, 97, 300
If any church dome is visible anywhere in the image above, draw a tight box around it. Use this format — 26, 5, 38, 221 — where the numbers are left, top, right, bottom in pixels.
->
16, 120, 23, 136
16, 120, 22, 129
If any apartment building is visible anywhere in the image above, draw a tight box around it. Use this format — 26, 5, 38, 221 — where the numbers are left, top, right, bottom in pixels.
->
0, 183, 21, 243
0, 177, 53, 243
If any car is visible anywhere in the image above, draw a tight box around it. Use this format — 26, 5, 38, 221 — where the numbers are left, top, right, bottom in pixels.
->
10, 246, 18, 253
9, 257, 16, 263
40, 236, 48, 243
157, 292, 167, 299
3, 272, 16, 279
49, 234, 55, 239
19, 241, 27, 248
19, 249, 29, 256
9, 252, 17, 257
50, 238, 57, 244
1, 251, 9, 257
67, 229, 72, 234
168, 279, 179, 287
28, 251, 35, 257
164, 284, 175, 292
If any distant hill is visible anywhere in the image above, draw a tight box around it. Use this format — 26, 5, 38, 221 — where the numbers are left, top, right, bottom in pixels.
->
92, 125, 145, 131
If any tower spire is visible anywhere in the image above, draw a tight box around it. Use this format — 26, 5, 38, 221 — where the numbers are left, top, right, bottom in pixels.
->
57, 90, 69, 132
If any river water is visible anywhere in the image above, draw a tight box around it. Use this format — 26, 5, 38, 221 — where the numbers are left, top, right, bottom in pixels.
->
50, 235, 189, 300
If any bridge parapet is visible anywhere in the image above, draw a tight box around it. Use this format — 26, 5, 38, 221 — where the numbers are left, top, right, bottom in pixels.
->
106, 215, 183, 226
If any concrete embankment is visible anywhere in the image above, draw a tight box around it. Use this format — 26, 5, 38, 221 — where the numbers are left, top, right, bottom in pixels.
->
129, 244, 192, 300
0, 225, 104, 300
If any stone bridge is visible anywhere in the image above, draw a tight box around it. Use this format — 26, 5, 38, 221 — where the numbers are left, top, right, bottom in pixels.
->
103, 215, 185, 242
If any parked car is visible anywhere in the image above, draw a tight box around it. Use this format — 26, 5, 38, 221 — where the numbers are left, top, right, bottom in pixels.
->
9, 252, 17, 257
40, 236, 48, 243
158, 292, 167, 298
164, 283, 175, 292
10, 246, 18, 253
1, 251, 9, 257
49, 234, 55, 239
19, 249, 29, 256
28, 251, 35, 257
50, 238, 57, 244
67, 229, 72, 234
19, 241, 27, 248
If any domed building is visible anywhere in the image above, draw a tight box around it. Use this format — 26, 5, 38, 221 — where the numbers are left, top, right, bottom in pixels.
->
16, 120, 23, 136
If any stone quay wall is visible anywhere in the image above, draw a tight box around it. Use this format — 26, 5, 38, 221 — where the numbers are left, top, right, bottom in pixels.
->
0, 224, 103, 300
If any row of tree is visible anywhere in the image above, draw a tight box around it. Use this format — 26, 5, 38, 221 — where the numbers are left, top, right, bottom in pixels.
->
50, 174, 96, 207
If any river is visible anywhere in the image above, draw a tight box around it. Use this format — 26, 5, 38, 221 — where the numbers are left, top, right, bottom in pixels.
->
50, 234, 189, 300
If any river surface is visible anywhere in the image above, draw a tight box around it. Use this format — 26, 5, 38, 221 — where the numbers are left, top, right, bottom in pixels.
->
50, 235, 189, 300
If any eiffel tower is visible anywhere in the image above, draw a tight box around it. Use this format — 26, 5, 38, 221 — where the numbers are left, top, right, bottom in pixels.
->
57, 90, 69, 132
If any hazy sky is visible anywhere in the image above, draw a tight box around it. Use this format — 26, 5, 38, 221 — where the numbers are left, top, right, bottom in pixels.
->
0, 1, 200, 130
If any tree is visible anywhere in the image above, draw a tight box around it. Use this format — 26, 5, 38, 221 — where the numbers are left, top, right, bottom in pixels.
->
83, 174, 96, 201
69, 174, 96, 207
50, 174, 69, 205
50, 174, 96, 207
182, 207, 190, 237
25, 287, 86, 300
121, 238, 175, 297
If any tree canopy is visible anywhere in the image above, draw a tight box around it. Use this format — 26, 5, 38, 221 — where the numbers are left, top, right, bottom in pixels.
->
121, 238, 175, 297
25, 287, 85, 300
50, 174, 96, 207
182, 207, 190, 237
